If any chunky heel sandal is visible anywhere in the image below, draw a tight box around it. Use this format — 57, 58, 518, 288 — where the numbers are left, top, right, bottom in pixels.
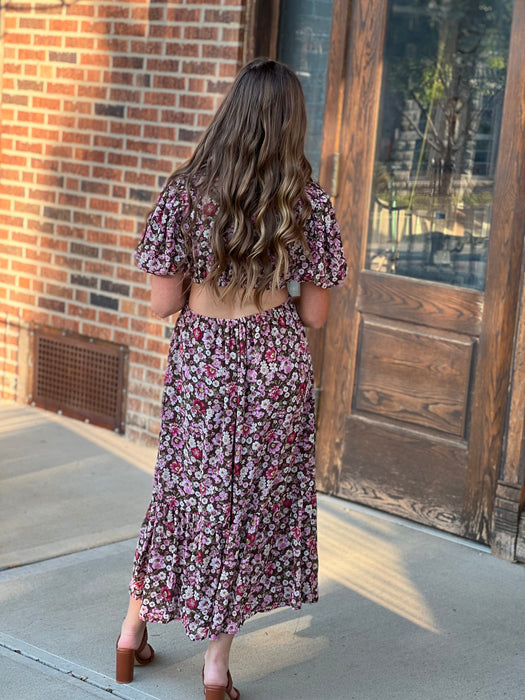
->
115, 628, 154, 684
202, 667, 240, 700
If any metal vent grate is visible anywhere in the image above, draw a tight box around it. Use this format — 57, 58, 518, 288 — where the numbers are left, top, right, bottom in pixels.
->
31, 325, 128, 433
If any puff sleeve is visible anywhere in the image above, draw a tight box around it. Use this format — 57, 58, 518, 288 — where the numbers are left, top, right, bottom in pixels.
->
289, 182, 348, 288
134, 181, 189, 276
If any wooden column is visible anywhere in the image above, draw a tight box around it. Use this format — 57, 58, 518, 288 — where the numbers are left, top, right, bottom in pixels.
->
492, 247, 525, 560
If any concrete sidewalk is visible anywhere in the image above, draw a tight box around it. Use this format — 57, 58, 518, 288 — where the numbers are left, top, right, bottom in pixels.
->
1, 401, 524, 699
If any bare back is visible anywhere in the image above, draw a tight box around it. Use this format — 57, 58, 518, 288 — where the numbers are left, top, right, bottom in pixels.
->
188, 283, 288, 319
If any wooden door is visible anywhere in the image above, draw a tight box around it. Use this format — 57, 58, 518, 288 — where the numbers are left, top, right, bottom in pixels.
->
315, 0, 525, 543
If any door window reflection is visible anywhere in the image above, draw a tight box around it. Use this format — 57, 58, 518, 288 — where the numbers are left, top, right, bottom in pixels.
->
277, 0, 334, 178
367, 0, 513, 290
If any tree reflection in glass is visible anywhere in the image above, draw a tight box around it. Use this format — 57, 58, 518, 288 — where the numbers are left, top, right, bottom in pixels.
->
367, 0, 513, 290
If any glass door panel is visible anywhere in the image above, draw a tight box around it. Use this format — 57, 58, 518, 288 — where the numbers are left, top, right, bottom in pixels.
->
366, 0, 513, 290
277, 0, 334, 178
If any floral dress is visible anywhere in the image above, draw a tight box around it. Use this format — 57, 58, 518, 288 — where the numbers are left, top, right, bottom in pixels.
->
130, 178, 347, 641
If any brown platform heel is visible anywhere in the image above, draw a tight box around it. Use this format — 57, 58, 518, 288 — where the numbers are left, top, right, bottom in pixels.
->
115, 628, 155, 684
202, 667, 240, 700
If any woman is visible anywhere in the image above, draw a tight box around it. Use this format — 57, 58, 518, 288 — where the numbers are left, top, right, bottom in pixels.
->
116, 58, 347, 699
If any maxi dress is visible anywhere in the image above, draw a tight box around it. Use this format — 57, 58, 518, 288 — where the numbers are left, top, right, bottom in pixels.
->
130, 177, 348, 641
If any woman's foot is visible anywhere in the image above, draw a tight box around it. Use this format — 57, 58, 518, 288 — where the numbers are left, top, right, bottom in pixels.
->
203, 646, 239, 699
117, 620, 152, 661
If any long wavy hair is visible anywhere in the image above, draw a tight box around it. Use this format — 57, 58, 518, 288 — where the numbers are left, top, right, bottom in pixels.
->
168, 58, 312, 307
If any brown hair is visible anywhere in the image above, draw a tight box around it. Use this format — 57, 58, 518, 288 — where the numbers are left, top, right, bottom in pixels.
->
169, 57, 312, 307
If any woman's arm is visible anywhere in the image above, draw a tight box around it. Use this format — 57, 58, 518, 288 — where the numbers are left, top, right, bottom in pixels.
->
293, 281, 330, 329
149, 272, 189, 318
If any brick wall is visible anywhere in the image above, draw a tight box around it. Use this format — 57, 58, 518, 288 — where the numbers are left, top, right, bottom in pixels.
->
0, 0, 246, 446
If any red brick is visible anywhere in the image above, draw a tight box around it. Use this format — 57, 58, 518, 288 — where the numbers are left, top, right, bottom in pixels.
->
27, 188, 56, 203
62, 131, 91, 145
79, 53, 111, 67
145, 58, 180, 72
19, 18, 46, 30
204, 9, 242, 23
84, 261, 115, 276
127, 107, 160, 122
81, 323, 111, 340
92, 135, 123, 150
2, 93, 29, 106
130, 351, 162, 370
5, 32, 32, 45
88, 198, 119, 213
99, 310, 129, 328
141, 125, 176, 141
103, 70, 134, 85
113, 21, 147, 37
67, 4, 95, 16
77, 118, 109, 132
97, 4, 130, 19
188, 78, 206, 93
63, 100, 92, 114
77, 84, 108, 99
108, 152, 139, 167
106, 215, 138, 231
34, 35, 62, 47
144, 91, 177, 107
109, 121, 141, 136
46, 82, 76, 96
179, 93, 215, 111
153, 75, 185, 91
65, 36, 95, 50
219, 62, 241, 78
11, 289, 36, 305
32, 96, 62, 111
73, 211, 103, 227
38, 297, 66, 313
40, 266, 69, 282
202, 44, 242, 60
159, 109, 195, 126
56, 67, 85, 81
61, 161, 90, 177
58, 193, 88, 208
92, 166, 123, 181
130, 39, 164, 55
184, 25, 219, 40
44, 144, 73, 158
141, 157, 178, 172
112, 185, 127, 199
36, 172, 64, 188
45, 283, 74, 300
4, 62, 22, 75
31, 127, 61, 141
81, 20, 112, 34
166, 8, 202, 22
74, 148, 106, 163
3, 123, 29, 136
87, 230, 118, 245
49, 19, 79, 32
165, 41, 200, 58
50, 316, 80, 333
